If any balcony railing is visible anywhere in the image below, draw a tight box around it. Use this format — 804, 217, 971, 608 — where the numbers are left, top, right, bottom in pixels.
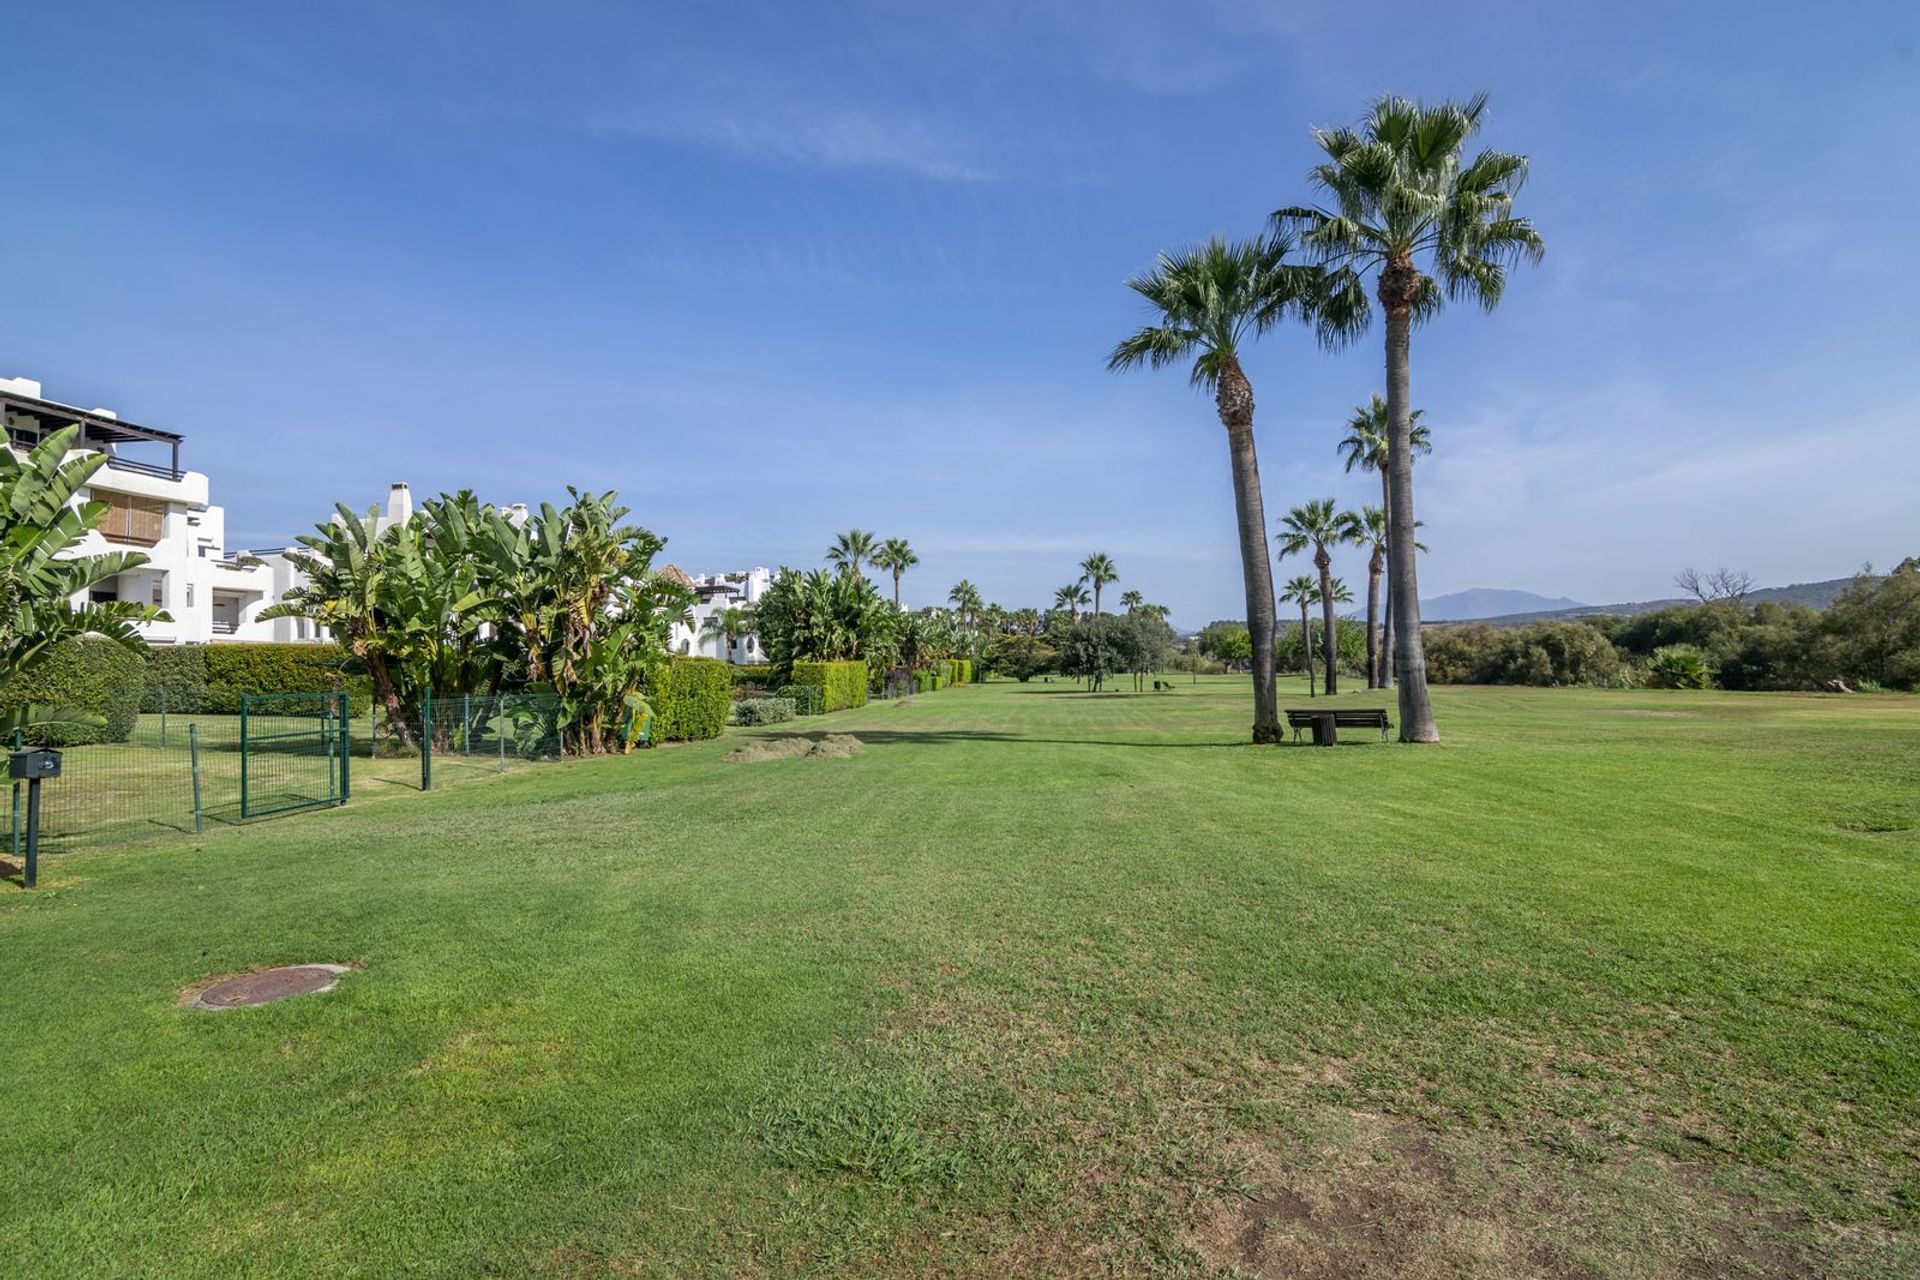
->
102, 454, 185, 481
211, 620, 237, 635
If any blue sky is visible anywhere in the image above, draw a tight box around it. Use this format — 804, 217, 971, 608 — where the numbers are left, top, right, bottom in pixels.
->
5, 2, 1916, 623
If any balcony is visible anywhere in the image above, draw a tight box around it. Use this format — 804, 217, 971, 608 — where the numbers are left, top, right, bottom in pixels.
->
102, 453, 185, 481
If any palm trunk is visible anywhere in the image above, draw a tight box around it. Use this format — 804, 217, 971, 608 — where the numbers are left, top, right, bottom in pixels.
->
1383, 275, 1436, 742
1317, 557, 1338, 696
1379, 469, 1395, 689
1365, 548, 1382, 689
1217, 353, 1280, 742
892, 569, 902, 609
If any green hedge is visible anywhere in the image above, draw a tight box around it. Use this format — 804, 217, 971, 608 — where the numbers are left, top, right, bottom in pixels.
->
651, 657, 732, 741
730, 664, 778, 685
734, 696, 796, 726
790, 660, 868, 713
0, 637, 146, 746
777, 684, 825, 716
137, 643, 370, 715
955, 659, 972, 685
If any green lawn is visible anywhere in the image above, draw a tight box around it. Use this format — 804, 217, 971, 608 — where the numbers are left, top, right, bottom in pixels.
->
3, 677, 1916, 1277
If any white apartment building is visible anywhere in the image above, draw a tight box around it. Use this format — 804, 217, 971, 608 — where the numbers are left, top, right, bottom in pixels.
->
667, 566, 774, 663
3, 375, 325, 645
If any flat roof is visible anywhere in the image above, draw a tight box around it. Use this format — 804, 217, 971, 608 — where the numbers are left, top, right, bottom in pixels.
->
0, 387, 184, 446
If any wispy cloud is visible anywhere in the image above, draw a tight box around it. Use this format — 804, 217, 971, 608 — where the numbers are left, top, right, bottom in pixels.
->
606, 103, 996, 183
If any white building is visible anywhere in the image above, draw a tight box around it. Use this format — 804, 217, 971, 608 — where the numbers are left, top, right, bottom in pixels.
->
666, 566, 774, 663
3, 375, 326, 645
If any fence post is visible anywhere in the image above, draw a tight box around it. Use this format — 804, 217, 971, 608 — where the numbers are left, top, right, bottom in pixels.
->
498, 704, 507, 773
189, 723, 204, 834
463, 693, 471, 754
159, 686, 168, 745
337, 691, 351, 804
421, 689, 433, 792
239, 696, 251, 820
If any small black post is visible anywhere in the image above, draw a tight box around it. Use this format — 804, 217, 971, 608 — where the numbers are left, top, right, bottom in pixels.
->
23, 775, 40, 890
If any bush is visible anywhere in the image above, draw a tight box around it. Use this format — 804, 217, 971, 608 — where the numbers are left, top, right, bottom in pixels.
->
790, 660, 869, 713
140, 645, 209, 713
1424, 621, 1622, 687
955, 659, 972, 685
204, 643, 369, 714
0, 637, 146, 746
731, 664, 777, 685
649, 657, 732, 741
912, 669, 933, 693
1646, 644, 1714, 690
777, 684, 825, 716
733, 697, 796, 726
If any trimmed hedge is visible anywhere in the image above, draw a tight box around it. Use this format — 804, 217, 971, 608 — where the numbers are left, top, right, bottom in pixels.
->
137, 643, 370, 715
790, 660, 868, 713
730, 664, 778, 685
733, 696, 796, 726
0, 637, 146, 746
651, 657, 732, 741
777, 683, 825, 716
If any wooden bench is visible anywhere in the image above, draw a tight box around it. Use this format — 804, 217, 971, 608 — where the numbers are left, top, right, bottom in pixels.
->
1285, 707, 1392, 745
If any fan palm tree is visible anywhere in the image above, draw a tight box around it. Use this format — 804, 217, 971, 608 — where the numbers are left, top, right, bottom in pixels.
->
1279, 575, 1321, 697
1078, 553, 1118, 616
1277, 499, 1362, 696
1107, 235, 1321, 744
1275, 93, 1541, 741
1053, 582, 1090, 623
1119, 590, 1144, 614
1338, 395, 1431, 687
947, 579, 983, 626
827, 529, 877, 577
700, 605, 754, 660
870, 537, 918, 607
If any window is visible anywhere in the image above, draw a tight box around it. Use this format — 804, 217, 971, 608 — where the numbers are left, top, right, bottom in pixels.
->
150, 580, 164, 605
680, 639, 690, 655
186, 585, 195, 607
96, 492, 166, 546
91, 585, 119, 603
746, 637, 756, 654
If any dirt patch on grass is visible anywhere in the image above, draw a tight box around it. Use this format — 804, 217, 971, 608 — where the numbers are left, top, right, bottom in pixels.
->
723, 733, 863, 764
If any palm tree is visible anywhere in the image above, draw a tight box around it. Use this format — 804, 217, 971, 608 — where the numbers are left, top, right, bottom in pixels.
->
871, 537, 918, 607
700, 605, 754, 660
1053, 582, 1090, 623
947, 579, 983, 626
1275, 93, 1542, 741
1279, 574, 1320, 697
1079, 553, 1118, 616
1337, 395, 1431, 687
1108, 236, 1321, 744
1355, 506, 1389, 690
827, 529, 877, 577
1119, 590, 1144, 614
1277, 499, 1362, 696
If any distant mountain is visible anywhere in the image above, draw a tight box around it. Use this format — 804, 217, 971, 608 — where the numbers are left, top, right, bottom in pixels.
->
1419, 588, 1586, 621
1454, 575, 1870, 627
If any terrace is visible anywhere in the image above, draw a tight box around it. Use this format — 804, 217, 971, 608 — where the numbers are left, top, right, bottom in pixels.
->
1, 377, 186, 482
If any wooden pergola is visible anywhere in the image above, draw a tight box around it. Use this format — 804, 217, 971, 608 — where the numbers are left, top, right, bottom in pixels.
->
1, 385, 185, 479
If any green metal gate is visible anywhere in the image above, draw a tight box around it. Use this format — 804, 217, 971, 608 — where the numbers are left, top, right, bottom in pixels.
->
240, 692, 351, 820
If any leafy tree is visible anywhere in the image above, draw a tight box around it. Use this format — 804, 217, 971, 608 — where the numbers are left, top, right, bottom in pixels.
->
1059, 615, 1129, 692
1338, 395, 1431, 686
1078, 552, 1118, 616
1276, 93, 1543, 741
1108, 235, 1321, 743
871, 537, 918, 607
827, 529, 877, 577
1277, 498, 1362, 696
986, 632, 1057, 682
0, 425, 167, 729
1817, 560, 1920, 688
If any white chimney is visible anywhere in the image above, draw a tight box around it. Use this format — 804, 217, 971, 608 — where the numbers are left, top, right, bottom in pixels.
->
386, 483, 413, 528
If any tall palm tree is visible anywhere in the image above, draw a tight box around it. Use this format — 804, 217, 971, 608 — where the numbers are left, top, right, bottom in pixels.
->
947, 579, 983, 626
827, 529, 877, 578
1279, 574, 1320, 697
1119, 589, 1145, 614
870, 537, 918, 607
1355, 506, 1389, 690
1277, 499, 1362, 696
1337, 395, 1431, 687
1108, 235, 1321, 744
1276, 93, 1541, 741
1078, 553, 1118, 616
1053, 582, 1090, 623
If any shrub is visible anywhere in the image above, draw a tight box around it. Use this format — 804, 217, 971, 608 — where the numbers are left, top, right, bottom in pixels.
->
731, 664, 778, 685
955, 659, 972, 685
140, 645, 209, 713
777, 683, 825, 716
733, 697, 796, 726
912, 670, 933, 693
790, 660, 869, 713
203, 643, 369, 714
1646, 644, 1714, 690
649, 657, 732, 741
0, 637, 146, 746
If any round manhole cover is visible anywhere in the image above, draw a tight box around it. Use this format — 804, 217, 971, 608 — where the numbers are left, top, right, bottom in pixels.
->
190, 964, 353, 1010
